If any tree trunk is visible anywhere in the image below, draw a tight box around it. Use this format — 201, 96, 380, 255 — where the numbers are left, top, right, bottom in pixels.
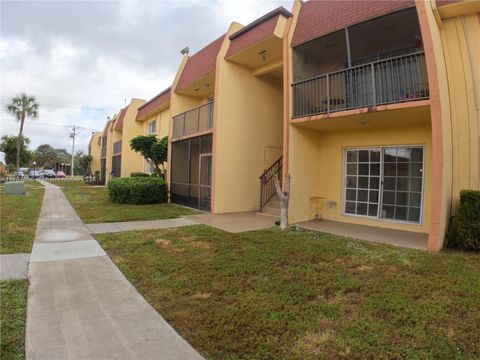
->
16, 114, 25, 172
274, 174, 290, 230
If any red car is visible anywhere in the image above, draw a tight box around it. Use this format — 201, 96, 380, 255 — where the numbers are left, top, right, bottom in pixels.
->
55, 171, 66, 178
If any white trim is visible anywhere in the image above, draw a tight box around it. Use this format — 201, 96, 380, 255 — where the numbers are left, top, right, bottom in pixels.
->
341, 144, 426, 225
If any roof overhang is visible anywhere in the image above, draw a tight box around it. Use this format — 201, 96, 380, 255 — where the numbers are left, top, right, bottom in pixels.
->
437, 0, 480, 18
176, 72, 215, 98
225, 8, 290, 77
136, 88, 171, 122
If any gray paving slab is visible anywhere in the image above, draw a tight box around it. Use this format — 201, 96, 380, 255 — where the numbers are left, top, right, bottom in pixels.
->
0, 253, 29, 280
27, 256, 204, 360
299, 219, 428, 250
26, 181, 204, 359
85, 222, 121, 234
87, 217, 198, 234
30, 240, 106, 263
186, 211, 277, 233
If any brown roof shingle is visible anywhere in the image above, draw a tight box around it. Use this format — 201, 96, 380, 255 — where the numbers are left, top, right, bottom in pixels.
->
292, 0, 414, 47
176, 34, 225, 91
136, 87, 171, 121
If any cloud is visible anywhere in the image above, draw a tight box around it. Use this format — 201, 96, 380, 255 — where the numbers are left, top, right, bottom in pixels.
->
0, 0, 292, 153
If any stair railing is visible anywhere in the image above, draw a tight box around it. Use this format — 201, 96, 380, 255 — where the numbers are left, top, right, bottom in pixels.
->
259, 156, 283, 211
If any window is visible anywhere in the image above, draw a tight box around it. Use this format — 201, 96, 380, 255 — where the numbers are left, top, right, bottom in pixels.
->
147, 120, 156, 134
344, 146, 424, 223
113, 140, 122, 155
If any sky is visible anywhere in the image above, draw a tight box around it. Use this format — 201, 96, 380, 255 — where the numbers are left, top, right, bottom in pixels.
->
1, 0, 291, 154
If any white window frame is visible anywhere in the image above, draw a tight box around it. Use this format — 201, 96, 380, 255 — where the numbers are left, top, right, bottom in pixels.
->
342, 145, 425, 225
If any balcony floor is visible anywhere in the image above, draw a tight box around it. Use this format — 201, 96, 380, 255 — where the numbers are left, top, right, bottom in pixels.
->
298, 219, 428, 250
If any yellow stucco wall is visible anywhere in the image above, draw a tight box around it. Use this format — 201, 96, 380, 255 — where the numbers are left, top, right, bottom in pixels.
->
120, 98, 146, 177
288, 109, 433, 234
440, 13, 480, 211
143, 107, 171, 173
89, 132, 102, 175
144, 107, 171, 138
104, 121, 114, 184
214, 71, 284, 212
212, 24, 284, 213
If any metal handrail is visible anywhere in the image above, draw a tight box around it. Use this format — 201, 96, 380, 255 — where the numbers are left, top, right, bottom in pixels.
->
259, 156, 283, 211
292, 52, 429, 118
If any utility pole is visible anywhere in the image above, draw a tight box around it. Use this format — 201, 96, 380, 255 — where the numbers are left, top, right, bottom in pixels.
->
70, 125, 78, 179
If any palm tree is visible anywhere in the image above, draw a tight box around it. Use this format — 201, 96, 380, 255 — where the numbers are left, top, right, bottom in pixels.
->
6, 93, 39, 171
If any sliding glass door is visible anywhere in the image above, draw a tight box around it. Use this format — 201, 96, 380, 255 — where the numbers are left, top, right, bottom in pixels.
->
344, 146, 424, 224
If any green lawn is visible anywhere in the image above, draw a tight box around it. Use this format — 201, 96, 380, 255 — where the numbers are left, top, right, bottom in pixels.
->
0, 280, 28, 360
62, 182, 196, 223
0, 182, 44, 254
96, 226, 480, 360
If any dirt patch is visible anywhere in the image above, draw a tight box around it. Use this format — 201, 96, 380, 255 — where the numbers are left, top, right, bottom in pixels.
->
190, 292, 211, 300
155, 239, 171, 248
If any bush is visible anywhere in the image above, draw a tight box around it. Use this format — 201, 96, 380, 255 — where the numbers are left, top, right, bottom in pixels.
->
446, 190, 480, 251
108, 177, 168, 204
130, 172, 150, 177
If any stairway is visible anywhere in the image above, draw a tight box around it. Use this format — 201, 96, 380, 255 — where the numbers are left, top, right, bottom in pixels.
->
258, 196, 280, 217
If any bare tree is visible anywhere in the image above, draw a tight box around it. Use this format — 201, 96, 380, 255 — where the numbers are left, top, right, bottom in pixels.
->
274, 174, 291, 230
6, 93, 39, 171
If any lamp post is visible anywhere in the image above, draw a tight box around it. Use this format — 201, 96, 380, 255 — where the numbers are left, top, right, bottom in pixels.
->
32, 161, 36, 180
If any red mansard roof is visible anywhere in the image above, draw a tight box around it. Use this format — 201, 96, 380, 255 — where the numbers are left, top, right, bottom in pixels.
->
136, 87, 171, 120
292, 0, 414, 47
176, 34, 225, 91
226, 7, 292, 58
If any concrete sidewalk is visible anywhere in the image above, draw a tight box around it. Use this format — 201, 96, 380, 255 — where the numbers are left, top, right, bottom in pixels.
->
27, 181, 203, 359
86, 217, 197, 234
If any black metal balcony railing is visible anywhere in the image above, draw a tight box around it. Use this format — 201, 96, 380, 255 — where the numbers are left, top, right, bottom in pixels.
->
292, 52, 429, 118
172, 101, 214, 139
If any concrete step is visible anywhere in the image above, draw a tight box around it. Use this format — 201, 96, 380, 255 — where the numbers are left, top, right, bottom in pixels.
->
261, 206, 281, 217
266, 199, 281, 208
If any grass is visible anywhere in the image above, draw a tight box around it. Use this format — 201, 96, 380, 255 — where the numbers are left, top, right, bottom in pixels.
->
0, 280, 28, 360
0, 182, 44, 254
62, 182, 196, 223
96, 225, 480, 360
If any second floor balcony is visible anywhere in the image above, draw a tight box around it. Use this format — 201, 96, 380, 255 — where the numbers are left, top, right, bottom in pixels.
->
292, 51, 429, 119
172, 101, 214, 140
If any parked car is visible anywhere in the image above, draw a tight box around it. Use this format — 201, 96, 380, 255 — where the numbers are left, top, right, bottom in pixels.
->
55, 171, 66, 178
12, 171, 24, 180
19, 167, 29, 174
29, 170, 43, 179
43, 169, 56, 178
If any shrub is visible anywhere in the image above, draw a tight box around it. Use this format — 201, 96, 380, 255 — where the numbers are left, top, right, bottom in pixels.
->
130, 172, 150, 177
446, 190, 480, 251
108, 177, 168, 204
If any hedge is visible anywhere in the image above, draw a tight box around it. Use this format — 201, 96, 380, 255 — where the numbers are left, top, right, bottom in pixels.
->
108, 177, 168, 204
130, 172, 150, 177
446, 190, 480, 251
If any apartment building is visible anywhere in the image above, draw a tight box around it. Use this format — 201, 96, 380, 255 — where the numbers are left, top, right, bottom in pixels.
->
283, 0, 479, 251
135, 87, 171, 174
89, 0, 479, 250
88, 131, 102, 176
95, 98, 146, 183
168, 7, 291, 212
